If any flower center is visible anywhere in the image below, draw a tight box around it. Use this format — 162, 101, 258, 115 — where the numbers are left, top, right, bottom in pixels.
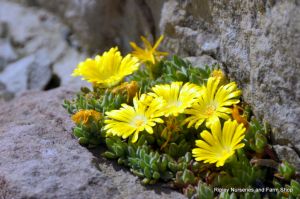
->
223, 146, 232, 153
169, 100, 182, 108
205, 105, 216, 116
132, 115, 147, 128
175, 101, 183, 107
135, 120, 145, 127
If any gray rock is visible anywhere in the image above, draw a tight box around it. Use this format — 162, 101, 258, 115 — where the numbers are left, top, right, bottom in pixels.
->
10, 0, 164, 52
159, 0, 218, 57
0, 176, 14, 199
160, 0, 300, 167
0, 1, 88, 97
52, 48, 87, 86
0, 81, 14, 101
27, 48, 53, 90
273, 145, 300, 171
0, 86, 185, 199
0, 21, 8, 38
0, 55, 33, 94
0, 53, 52, 94
0, 1, 38, 45
0, 57, 5, 72
0, 39, 18, 64
185, 55, 220, 68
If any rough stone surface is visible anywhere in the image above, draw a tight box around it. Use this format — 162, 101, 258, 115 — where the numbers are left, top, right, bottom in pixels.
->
273, 145, 300, 170
185, 55, 220, 68
52, 48, 87, 86
0, 86, 185, 199
0, 56, 35, 94
11, 0, 164, 52
0, 0, 87, 98
0, 81, 14, 101
0, 39, 17, 67
160, 0, 300, 167
0, 176, 13, 199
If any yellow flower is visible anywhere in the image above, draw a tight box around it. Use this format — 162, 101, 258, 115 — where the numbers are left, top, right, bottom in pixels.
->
104, 94, 165, 143
149, 82, 204, 117
192, 119, 246, 167
211, 69, 226, 84
72, 110, 102, 125
184, 77, 241, 128
72, 47, 140, 87
130, 35, 168, 64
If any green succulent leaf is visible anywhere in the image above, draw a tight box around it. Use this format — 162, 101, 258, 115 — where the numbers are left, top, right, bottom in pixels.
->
291, 180, 300, 197
196, 182, 214, 199
278, 161, 296, 181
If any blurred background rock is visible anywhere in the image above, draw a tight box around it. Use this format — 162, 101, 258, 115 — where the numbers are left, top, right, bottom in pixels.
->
0, 0, 164, 101
0, 0, 86, 100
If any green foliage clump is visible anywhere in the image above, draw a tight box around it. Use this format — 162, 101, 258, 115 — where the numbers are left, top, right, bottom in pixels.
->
128, 56, 215, 93
63, 87, 128, 147
64, 54, 300, 199
215, 149, 266, 188
244, 118, 268, 153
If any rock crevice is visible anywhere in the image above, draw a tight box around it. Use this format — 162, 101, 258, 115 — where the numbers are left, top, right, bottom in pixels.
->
160, 0, 300, 166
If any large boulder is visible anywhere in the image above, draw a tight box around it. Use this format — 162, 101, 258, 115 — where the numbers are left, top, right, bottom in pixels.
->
0, 86, 185, 199
11, 0, 164, 52
160, 0, 300, 166
0, 1, 87, 98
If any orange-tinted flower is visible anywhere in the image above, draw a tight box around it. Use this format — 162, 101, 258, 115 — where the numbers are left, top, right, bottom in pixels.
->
72, 110, 101, 125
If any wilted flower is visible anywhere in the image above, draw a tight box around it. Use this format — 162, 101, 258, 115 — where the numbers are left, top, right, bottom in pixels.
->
112, 81, 139, 102
232, 105, 249, 128
72, 110, 102, 125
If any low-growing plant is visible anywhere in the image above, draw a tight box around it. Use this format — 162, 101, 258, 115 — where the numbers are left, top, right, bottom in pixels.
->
63, 35, 300, 198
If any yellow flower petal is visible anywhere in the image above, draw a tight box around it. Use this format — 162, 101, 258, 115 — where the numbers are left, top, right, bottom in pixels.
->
192, 119, 246, 167
149, 82, 204, 117
185, 77, 242, 129
104, 94, 165, 143
72, 47, 140, 87
130, 35, 168, 64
